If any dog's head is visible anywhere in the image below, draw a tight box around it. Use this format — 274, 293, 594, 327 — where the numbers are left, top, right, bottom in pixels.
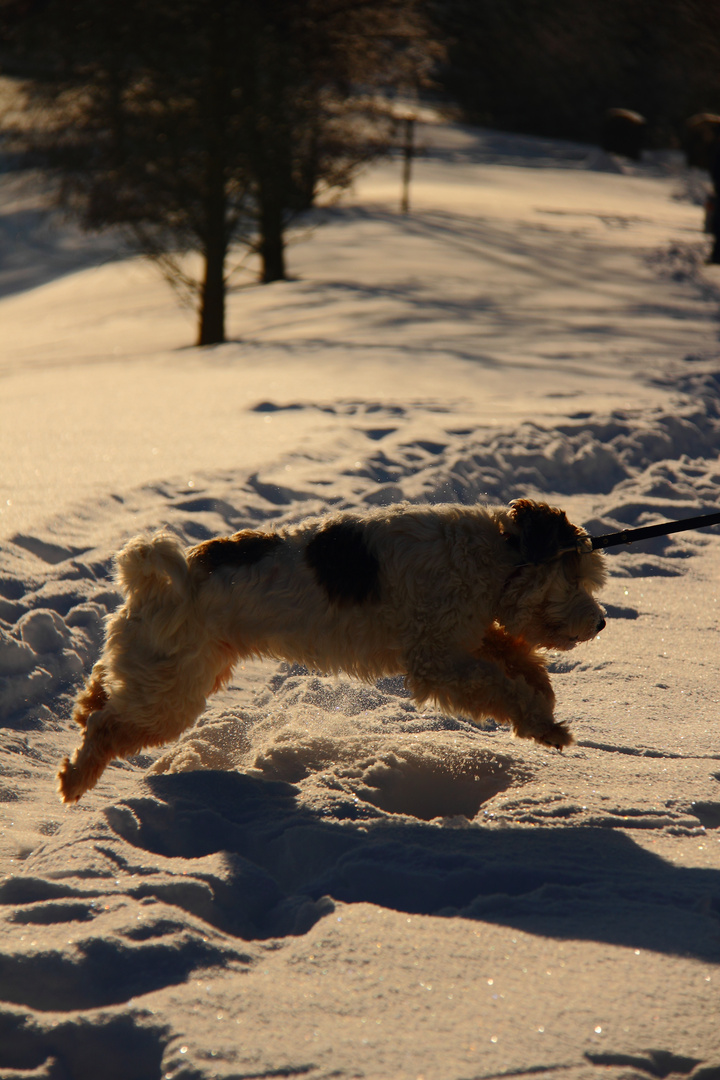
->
502, 499, 606, 650
506, 498, 589, 564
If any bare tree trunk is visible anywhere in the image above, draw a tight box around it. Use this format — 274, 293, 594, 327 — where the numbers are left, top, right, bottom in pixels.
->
198, 232, 226, 345
198, 68, 229, 339
259, 189, 286, 283
197, 3, 229, 346
400, 116, 415, 214
197, 164, 227, 344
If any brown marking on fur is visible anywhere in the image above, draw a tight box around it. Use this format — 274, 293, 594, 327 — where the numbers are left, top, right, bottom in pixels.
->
71, 673, 109, 728
189, 530, 283, 574
211, 642, 240, 693
212, 667, 234, 694
304, 520, 380, 606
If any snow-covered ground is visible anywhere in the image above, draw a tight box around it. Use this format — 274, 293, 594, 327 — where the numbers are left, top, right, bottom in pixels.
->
1, 123, 720, 1080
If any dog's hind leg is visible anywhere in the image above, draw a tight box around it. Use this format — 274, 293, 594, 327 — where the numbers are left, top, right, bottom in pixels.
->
406, 641, 571, 750
59, 703, 149, 804
58, 531, 240, 803
57, 637, 237, 803
70, 659, 111, 728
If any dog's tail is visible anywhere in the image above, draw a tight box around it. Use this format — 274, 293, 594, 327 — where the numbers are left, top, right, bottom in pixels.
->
116, 531, 190, 607
114, 531, 198, 643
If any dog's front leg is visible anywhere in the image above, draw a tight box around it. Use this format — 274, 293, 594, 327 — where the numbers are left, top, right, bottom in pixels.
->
405, 643, 571, 750
478, 624, 555, 707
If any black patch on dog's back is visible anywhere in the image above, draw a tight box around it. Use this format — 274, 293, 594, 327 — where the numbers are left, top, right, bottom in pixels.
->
191, 530, 283, 574
305, 520, 380, 605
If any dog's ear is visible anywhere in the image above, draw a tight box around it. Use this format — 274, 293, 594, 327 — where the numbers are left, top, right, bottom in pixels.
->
507, 499, 583, 564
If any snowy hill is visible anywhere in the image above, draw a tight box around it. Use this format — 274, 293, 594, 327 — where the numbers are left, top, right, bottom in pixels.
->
1, 122, 720, 1080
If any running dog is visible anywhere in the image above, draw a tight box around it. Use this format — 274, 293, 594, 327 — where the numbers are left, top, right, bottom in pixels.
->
58, 499, 607, 802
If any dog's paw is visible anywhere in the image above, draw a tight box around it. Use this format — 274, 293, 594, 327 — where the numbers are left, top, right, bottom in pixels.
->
57, 756, 84, 804
534, 720, 574, 751
510, 707, 573, 750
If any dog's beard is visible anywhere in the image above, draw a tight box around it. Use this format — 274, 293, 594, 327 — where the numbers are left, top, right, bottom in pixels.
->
516, 590, 605, 652
540, 629, 587, 652
541, 597, 605, 650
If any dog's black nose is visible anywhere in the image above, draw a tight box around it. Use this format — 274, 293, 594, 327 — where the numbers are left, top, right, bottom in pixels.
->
596, 618, 606, 633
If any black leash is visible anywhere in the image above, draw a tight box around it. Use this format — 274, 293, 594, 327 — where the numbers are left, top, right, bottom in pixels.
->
590, 509, 720, 551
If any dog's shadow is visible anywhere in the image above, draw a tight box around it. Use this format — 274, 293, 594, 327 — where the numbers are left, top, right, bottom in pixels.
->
103, 769, 720, 961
